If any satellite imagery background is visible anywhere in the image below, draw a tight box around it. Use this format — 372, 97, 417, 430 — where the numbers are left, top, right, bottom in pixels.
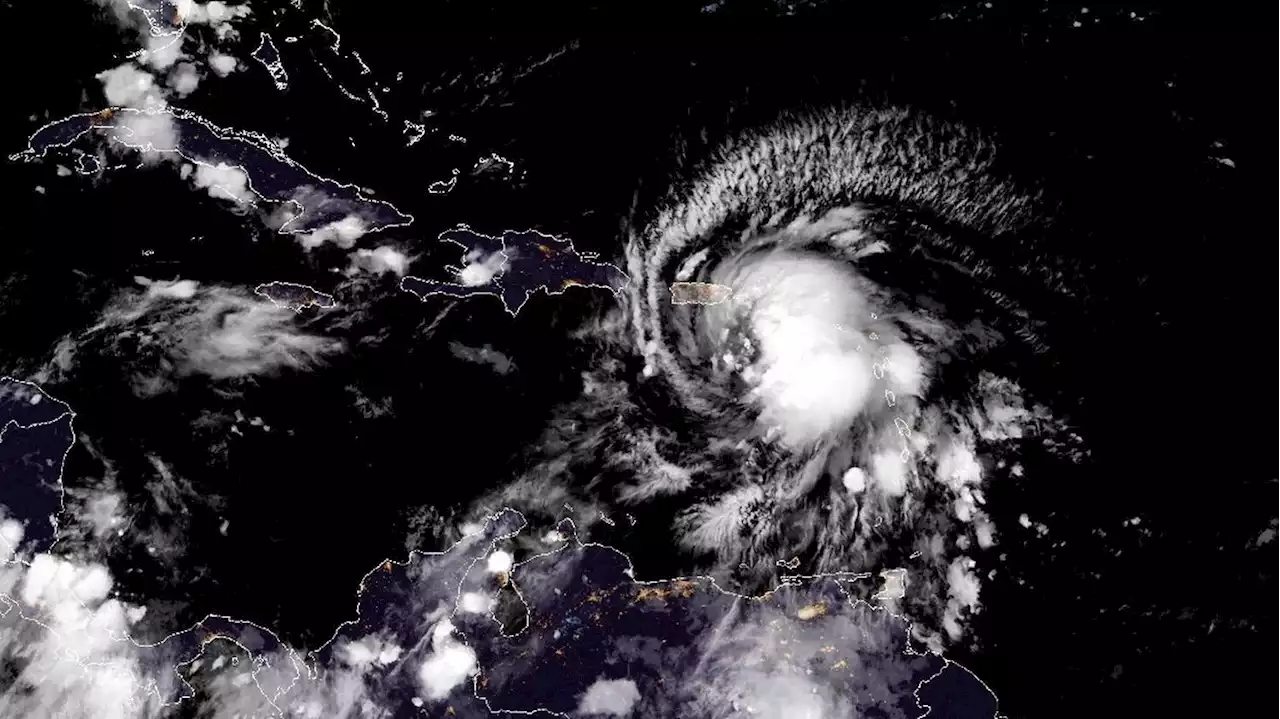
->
0, 1, 1274, 718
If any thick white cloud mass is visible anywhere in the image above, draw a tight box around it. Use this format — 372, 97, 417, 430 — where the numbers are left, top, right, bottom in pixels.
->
417, 620, 478, 700
726, 252, 877, 448
93, 0, 256, 106
207, 51, 239, 77
166, 62, 201, 97
346, 246, 411, 276
455, 248, 508, 286
577, 677, 641, 717
97, 64, 164, 108
183, 161, 256, 203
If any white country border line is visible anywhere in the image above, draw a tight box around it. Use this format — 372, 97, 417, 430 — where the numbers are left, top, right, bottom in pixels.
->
399, 225, 515, 314
494, 227, 631, 318
400, 225, 630, 318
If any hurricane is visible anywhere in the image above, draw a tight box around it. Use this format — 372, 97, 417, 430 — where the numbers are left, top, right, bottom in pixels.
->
469, 104, 1084, 648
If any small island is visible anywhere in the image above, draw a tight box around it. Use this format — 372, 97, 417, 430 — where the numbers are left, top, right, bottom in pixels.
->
669, 281, 733, 305
254, 281, 336, 312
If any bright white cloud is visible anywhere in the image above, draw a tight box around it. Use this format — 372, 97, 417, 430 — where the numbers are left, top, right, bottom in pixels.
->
347, 246, 411, 276
883, 342, 926, 397
458, 591, 493, 614
139, 276, 199, 300
456, 250, 507, 286
942, 556, 982, 641
96, 63, 163, 108
298, 215, 367, 250
732, 253, 875, 447
577, 677, 641, 717
486, 550, 513, 574
167, 62, 201, 97
0, 551, 163, 719
338, 636, 403, 670
185, 161, 255, 204
114, 110, 180, 157
870, 450, 908, 497
841, 466, 866, 494
174, 0, 253, 27
417, 620, 477, 701
208, 51, 239, 77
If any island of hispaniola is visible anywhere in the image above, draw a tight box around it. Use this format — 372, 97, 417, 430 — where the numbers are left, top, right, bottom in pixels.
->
401, 225, 630, 316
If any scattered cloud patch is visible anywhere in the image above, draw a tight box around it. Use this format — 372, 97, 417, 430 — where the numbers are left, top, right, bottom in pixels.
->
114, 110, 180, 158
141, 32, 183, 71
447, 341, 516, 375
139, 276, 200, 300
299, 215, 367, 250
346, 246, 410, 276
338, 636, 403, 670
48, 278, 343, 396
174, 0, 253, 28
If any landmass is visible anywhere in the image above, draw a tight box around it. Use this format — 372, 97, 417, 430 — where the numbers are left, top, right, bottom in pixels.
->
254, 281, 336, 313
292, 513, 1001, 718
670, 280, 734, 305
401, 226, 631, 316
251, 33, 290, 91
0, 376, 75, 554
10, 106, 413, 238
0, 379, 1001, 717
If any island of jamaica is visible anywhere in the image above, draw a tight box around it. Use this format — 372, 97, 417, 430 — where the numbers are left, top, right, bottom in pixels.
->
254, 281, 336, 313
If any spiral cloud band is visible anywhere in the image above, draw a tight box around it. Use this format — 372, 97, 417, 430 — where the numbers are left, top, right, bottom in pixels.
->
472, 104, 1080, 651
